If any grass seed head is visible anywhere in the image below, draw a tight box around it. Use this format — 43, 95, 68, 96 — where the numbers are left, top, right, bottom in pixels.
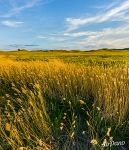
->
90, 139, 98, 145
106, 127, 111, 137
70, 132, 75, 139
79, 100, 86, 105
5, 123, 11, 132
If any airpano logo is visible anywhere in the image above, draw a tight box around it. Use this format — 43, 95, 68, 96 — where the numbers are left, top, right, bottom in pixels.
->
102, 140, 125, 147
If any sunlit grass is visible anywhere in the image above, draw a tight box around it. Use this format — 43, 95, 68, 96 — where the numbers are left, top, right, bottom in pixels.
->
0, 55, 129, 149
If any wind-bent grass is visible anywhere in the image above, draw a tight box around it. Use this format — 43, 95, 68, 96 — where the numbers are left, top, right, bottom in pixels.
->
0, 59, 129, 149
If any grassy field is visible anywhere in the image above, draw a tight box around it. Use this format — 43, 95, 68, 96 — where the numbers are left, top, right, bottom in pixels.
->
0, 50, 129, 150
1, 49, 129, 62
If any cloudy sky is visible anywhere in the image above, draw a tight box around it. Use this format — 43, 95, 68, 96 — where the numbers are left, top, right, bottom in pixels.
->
0, 0, 129, 50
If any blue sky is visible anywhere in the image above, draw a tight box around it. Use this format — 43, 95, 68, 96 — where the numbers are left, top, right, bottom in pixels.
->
0, 0, 129, 50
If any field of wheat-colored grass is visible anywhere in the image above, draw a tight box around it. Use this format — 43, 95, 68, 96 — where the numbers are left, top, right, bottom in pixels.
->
0, 51, 129, 149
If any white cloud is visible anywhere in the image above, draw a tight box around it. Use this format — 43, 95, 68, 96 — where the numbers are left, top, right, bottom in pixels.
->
66, 0, 129, 31
1, 20, 24, 27
37, 34, 68, 41
0, 0, 41, 18
76, 25, 129, 49
37, 35, 48, 39
37, 22, 129, 49
64, 31, 97, 37
0, 0, 54, 18
62, 1, 129, 49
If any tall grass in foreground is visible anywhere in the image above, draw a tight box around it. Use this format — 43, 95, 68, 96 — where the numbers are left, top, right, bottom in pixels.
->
0, 60, 129, 149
